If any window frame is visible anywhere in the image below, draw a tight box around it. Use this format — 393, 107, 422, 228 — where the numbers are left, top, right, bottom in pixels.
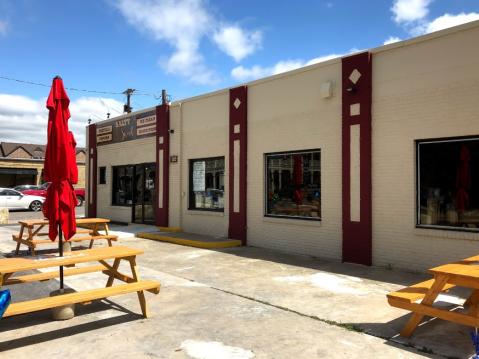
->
416, 135, 479, 232
188, 156, 225, 212
99, 166, 106, 185
111, 165, 134, 207
264, 148, 322, 222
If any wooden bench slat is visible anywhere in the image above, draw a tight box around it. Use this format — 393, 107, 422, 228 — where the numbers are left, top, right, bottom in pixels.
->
18, 218, 110, 226
12, 235, 118, 245
387, 279, 456, 304
14, 230, 95, 239
3, 280, 161, 317
3, 264, 107, 286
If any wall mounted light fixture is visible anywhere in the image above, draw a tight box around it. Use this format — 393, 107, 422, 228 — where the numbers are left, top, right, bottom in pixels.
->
347, 87, 356, 94
168, 129, 175, 134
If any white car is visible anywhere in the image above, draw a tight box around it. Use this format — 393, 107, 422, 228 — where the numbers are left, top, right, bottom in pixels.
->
0, 188, 46, 211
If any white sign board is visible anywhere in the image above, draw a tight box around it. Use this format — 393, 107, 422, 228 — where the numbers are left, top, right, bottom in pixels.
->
193, 161, 205, 192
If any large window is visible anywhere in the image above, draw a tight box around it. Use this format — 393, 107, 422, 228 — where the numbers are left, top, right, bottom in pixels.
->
265, 150, 321, 220
189, 157, 225, 211
112, 165, 133, 206
418, 137, 479, 230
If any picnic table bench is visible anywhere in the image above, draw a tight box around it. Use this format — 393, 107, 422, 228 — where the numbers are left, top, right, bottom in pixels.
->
388, 255, 479, 337
0, 246, 160, 318
13, 218, 118, 255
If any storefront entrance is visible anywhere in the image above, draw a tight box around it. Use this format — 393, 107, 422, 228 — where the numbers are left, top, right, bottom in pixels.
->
132, 163, 156, 224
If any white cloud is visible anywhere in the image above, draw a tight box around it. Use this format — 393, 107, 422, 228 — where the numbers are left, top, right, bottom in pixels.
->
391, 0, 433, 23
213, 26, 262, 62
0, 20, 8, 36
0, 94, 123, 148
231, 49, 359, 82
113, 0, 262, 85
383, 36, 402, 45
411, 12, 479, 36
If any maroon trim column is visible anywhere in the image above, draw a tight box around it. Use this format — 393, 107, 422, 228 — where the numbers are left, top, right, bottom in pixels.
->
87, 124, 97, 218
341, 52, 372, 266
228, 85, 247, 245
155, 104, 170, 227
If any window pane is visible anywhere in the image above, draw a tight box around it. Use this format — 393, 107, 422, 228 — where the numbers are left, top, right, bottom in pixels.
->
125, 166, 133, 205
99, 167, 106, 184
266, 151, 321, 219
190, 157, 225, 210
418, 138, 479, 229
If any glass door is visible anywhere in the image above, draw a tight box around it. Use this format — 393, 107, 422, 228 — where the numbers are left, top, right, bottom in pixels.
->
133, 163, 156, 224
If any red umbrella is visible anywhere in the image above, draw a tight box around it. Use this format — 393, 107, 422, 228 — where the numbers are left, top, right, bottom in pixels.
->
291, 154, 304, 206
456, 145, 471, 215
41, 76, 78, 290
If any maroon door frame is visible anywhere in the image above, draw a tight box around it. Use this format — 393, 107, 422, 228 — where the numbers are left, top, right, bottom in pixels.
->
228, 85, 247, 245
341, 52, 373, 266
88, 124, 97, 218
155, 104, 170, 227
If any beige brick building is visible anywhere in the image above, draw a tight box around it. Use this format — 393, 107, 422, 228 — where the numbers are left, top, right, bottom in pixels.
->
86, 20, 479, 272
0, 142, 86, 188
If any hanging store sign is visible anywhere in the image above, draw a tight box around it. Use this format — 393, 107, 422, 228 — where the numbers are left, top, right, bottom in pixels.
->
96, 110, 156, 146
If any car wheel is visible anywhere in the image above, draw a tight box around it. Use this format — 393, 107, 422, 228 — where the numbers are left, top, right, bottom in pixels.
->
29, 200, 42, 212
76, 196, 84, 207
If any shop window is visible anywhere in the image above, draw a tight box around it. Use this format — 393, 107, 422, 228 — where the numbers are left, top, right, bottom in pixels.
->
418, 137, 479, 230
265, 150, 321, 220
189, 157, 225, 211
99, 167, 106, 184
112, 165, 133, 206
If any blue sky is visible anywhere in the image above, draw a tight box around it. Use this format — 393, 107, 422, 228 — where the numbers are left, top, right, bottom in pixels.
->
0, 0, 478, 147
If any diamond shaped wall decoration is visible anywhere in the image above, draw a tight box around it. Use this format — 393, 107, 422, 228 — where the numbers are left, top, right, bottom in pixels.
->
234, 98, 241, 109
349, 69, 361, 84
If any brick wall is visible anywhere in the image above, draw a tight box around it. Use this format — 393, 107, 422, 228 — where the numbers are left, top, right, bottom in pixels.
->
371, 25, 479, 271
247, 64, 343, 260
179, 93, 230, 237
96, 138, 155, 223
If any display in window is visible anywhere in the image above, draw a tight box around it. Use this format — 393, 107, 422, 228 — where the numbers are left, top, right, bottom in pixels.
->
189, 157, 225, 211
266, 151, 321, 219
418, 138, 479, 229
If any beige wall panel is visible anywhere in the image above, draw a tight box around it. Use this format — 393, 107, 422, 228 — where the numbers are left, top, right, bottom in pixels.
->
247, 63, 343, 260
372, 26, 479, 272
96, 137, 155, 223
350, 125, 360, 222
181, 93, 229, 237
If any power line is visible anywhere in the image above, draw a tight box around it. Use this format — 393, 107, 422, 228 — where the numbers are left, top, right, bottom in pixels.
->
0, 75, 162, 97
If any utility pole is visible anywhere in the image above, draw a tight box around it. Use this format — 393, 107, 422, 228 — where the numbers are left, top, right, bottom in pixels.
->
123, 89, 136, 113
162, 89, 166, 105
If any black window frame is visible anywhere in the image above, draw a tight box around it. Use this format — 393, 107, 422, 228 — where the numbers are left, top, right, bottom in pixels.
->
99, 167, 106, 184
112, 165, 134, 207
264, 149, 322, 221
416, 135, 479, 232
188, 156, 225, 212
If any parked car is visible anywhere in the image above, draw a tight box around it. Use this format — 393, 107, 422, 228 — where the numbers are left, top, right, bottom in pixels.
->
22, 182, 86, 207
13, 184, 39, 192
0, 188, 46, 211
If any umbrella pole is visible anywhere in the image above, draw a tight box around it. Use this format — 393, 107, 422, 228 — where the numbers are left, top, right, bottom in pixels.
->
58, 223, 63, 290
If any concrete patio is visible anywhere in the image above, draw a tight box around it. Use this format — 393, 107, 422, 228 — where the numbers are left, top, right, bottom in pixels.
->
0, 224, 473, 358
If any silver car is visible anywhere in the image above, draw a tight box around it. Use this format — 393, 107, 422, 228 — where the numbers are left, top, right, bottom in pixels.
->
0, 188, 46, 211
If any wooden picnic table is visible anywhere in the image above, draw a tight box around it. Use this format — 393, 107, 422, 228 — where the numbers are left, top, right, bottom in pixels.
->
13, 218, 118, 255
0, 245, 160, 318
388, 255, 479, 337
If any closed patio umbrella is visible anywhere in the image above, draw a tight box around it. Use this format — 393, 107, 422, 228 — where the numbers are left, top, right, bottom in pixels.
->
291, 154, 304, 206
41, 76, 78, 290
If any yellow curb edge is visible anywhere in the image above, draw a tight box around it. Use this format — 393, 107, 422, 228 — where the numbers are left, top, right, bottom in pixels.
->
128, 223, 183, 233
137, 233, 241, 249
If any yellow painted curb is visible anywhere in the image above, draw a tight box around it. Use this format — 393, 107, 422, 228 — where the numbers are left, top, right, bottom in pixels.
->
137, 233, 241, 249
128, 223, 183, 233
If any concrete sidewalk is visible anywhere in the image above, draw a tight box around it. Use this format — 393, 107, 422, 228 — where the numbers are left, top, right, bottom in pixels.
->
0, 224, 472, 358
